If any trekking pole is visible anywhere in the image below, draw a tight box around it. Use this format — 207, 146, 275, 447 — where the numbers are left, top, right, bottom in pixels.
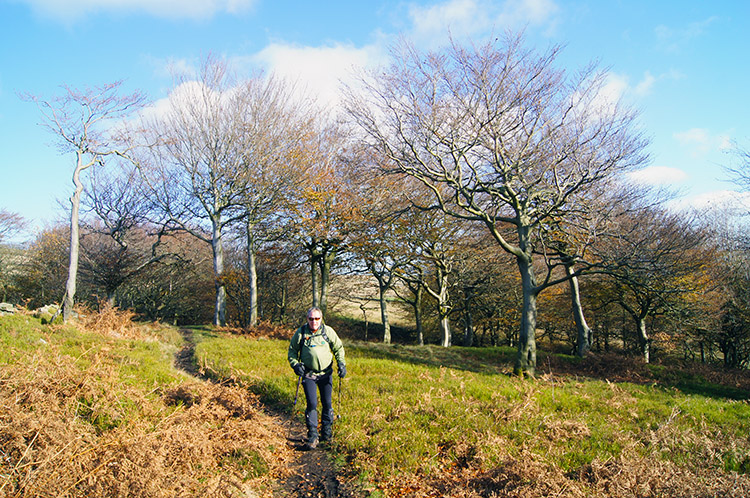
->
292, 374, 302, 412
336, 375, 344, 423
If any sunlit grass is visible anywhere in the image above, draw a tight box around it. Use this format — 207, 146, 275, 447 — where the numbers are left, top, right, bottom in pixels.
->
3, 313, 748, 496
0, 316, 295, 497
194, 331, 750, 488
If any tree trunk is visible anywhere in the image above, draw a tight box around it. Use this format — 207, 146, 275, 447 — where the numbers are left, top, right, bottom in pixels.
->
514, 254, 538, 377
462, 290, 474, 347
379, 278, 391, 344
318, 248, 337, 315
310, 254, 320, 308
439, 316, 451, 347
636, 315, 650, 363
106, 288, 116, 308
246, 227, 258, 327
211, 218, 226, 327
565, 264, 592, 358
280, 283, 287, 321
414, 285, 424, 346
61, 152, 85, 322
438, 274, 451, 347
360, 302, 369, 341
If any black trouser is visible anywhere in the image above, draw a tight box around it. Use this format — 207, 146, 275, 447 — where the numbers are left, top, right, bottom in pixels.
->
302, 370, 334, 441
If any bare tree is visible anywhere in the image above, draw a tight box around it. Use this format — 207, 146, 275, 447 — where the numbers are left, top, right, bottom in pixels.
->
595, 207, 709, 363
136, 57, 312, 326
0, 209, 27, 302
725, 143, 750, 194
348, 172, 413, 344
400, 206, 464, 347
77, 162, 175, 306
286, 126, 361, 314
452, 231, 506, 347
231, 74, 317, 326
21, 82, 146, 321
538, 228, 596, 358
0, 210, 26, 245
347, 34, 648, 375
394, 262, 427, 345
715, 235, 750, 368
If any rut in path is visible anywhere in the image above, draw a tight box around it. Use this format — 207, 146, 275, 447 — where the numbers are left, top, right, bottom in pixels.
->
173, 328, 366, 498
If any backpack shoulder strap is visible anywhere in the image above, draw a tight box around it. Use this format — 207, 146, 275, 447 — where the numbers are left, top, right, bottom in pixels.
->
299, 325, 330, 348
298, 327, 307, 349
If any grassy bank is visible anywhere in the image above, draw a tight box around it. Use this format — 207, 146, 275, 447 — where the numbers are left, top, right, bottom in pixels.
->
2, 311, 749, 497
0, 313, 296, 498
195, 329, 750, 497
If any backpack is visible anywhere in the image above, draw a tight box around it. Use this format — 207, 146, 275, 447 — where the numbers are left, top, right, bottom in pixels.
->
299, 324, 330, 350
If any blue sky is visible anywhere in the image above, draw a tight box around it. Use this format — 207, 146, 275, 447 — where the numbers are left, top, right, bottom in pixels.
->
1, 0, 748, 240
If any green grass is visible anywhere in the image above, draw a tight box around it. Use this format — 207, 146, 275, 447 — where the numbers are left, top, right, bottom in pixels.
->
0, 313, 57, 358
193, 331, 750, 486
0, 314, 185, 413
647, 363, 750, 400
0, 315, 296, 497
4, 314, 748, 496
192, 327, 295, 411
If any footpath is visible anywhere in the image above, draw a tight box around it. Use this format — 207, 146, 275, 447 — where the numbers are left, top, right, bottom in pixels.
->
175, 329, 366, 498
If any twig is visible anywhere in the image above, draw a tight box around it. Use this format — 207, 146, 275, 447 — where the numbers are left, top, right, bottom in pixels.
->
11, 431, 39, 473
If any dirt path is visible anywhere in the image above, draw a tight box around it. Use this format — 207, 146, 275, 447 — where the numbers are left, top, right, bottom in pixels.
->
274, 418, 361, 497
174, 329, 365, 498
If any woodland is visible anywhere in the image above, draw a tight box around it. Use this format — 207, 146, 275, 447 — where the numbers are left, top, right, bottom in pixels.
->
1, 33, 750, 377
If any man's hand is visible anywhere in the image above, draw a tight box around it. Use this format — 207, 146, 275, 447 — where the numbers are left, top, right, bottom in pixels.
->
338, 364, 347, 378
293, 363, 306, 377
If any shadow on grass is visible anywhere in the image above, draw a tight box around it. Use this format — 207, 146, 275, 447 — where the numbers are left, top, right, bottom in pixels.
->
549, 353, 750, 401
187, 321, 750, 404
178, 326, 299, 415
352, 340, 750, 402
349, 341, 517, 376
647, 364, 750, 401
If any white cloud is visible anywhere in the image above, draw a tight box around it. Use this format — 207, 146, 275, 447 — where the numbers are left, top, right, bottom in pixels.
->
600, 73, 629, 104
409, 0, 485, 42
138, 43, 385, 120
503, 0, 560, 25
675, 128, 710, 147
251, 42, 385, 111
633, 71, 656, 96
600, 70, 680, 102
674, 189, 750, 213
585, 70, 662, 116
628, 166, 688, 186
130, 80, 204, 129
674, 128, 733, 157
655, 16, 719, 53
575, 72, 627, 120
143, 55, 198, 81
407, 0, 560, 47
17, 0, 257, 22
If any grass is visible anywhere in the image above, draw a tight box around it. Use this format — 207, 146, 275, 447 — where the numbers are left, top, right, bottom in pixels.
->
0, 312, 296, 498
3, 310, 750, 497
194, 330, 750, 497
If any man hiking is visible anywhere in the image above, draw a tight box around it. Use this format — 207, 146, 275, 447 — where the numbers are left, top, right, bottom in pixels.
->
288, 307, 346, 450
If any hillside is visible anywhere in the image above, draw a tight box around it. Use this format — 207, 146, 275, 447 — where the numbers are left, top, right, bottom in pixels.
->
0, 312, 303, 497
1, 310, 750, 497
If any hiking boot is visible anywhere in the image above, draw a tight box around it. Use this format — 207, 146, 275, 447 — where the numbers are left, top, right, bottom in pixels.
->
304, 437, 319, 450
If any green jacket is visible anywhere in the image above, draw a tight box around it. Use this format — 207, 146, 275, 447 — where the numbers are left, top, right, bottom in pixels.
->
288, 323, 345, 375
